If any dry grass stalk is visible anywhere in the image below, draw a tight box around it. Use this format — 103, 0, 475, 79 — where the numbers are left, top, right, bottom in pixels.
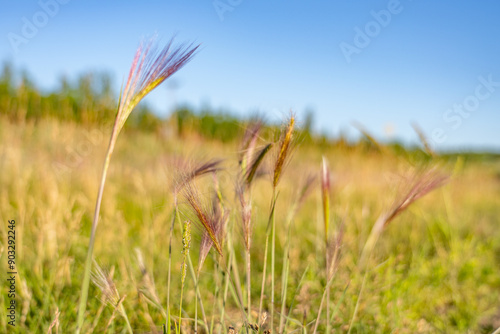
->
103, 295, 127, 333
91, 261, 133, 333
349, 167, 449, 333
278, 174, 316, 334
326, 222, 344, 281
236, 183, 252, 251
312, 223, 344, 334
321, 156, 331, 245
134, 249, 165, 316
47, 307, 60, 334
236, 122, 272, 325
360, 167, 449, 265
77, 38, 199, 333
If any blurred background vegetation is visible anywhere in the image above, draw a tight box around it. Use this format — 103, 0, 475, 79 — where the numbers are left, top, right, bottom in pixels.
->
3, 61, 499, 163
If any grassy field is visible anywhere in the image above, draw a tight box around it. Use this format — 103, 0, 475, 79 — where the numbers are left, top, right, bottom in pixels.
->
0, 115, 500, 333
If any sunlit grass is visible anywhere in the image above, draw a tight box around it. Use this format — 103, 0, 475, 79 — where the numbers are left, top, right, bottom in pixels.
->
0, 115, 499, 333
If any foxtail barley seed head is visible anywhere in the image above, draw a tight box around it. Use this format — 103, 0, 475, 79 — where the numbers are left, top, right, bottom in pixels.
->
273, 115, 295, 188
246, 143, 273, 185
239, 121, 263, 171
174, 159, 223, 197
237, 183, 253, 250
115, 38, 199, 134
384, 167, 449, 227
183, 182, 224, 257
91, 261, 121, 308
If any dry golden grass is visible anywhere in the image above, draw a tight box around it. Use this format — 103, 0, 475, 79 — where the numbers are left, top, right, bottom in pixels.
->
0, 116, 500, 333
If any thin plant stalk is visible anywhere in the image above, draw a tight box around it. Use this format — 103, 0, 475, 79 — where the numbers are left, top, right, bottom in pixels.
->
268, 114, 295, 332
321, 157, 331, 334
178, 221, 191, 333
219, 223, 235, 334
258, 191, 278, 327
230, 246, 245, 309
347, 269, 368, 334
176, 206, 209, 334
187, 257, 208, 333
271, 192, 276, 332
278, 203, 296, 334
166, 206, 177, 321
246, 246, 252, 323
119, 303, 134, 334
210, 258, 222, 334
77, 145, 114, 333
195, 279, 198, 334
283, 265, 310, 333
279, 175, 316, 334
103, 295, 127, 333
76, 39, 199, 333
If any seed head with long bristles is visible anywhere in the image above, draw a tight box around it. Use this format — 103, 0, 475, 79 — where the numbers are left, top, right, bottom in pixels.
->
360, 166, 449, 266
91, 261, 121, 308
77, 37, 199, 333
173, 159, 223, 200
198, 192, 228, 270
239, 121, 263, 171
182, 182, 225, 260
273, 115, 295, 188
115, 38, 199, 134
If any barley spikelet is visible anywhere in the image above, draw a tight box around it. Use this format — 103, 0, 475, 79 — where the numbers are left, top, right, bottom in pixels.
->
237, 183, 252, 250
180, 221, 192, 285
182, 182, 225, 260
384, 167, 449, 226
174, 159, 223, 196
91, 262, 121, 308
273, 115, 295, 188
116, 38, 199, 133
246, 143, 273, 185
360, 167, 449, 265
239, 121, 263, 171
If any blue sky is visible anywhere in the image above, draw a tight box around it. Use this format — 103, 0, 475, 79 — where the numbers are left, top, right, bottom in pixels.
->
1, 0, 499, 151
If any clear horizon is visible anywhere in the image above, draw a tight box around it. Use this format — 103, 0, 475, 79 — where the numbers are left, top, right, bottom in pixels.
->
1, 0, 499, 151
